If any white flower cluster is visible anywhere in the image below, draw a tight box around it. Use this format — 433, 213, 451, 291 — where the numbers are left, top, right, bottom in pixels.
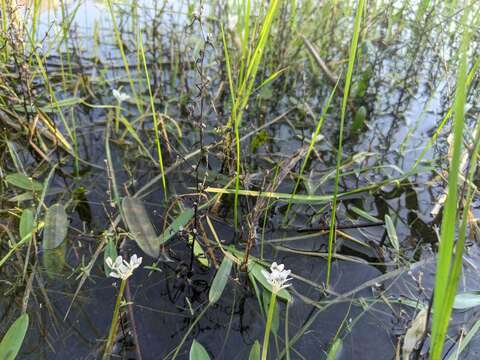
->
262, 262, 292, 293
112, 88, 130, 103
106, 254, 142, 280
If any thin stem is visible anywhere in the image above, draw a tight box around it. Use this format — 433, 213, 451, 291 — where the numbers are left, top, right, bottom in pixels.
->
261, 291, 277, 360
103, 279, 127, 360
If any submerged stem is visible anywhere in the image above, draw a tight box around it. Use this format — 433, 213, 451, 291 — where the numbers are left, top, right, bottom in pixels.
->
261, 291, 277, 360
103, 279, 127, 360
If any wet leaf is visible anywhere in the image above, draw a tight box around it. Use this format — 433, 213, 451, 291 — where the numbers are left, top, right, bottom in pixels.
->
262, 291, 279, 334
351, 105, 367, 133
248, 340, 260, 360
189, 339, 210, 360
122, 197, 159, 258
247, 261, 292, 302
104, 237, 118, 276
158, 207, 194, 245
43, 242, 66, 278
402, 309, 427, 359
0, 313, 29, 360
209, 256, 233, 304
385, 215, 399, 253
327, 338, 343, 360
349, 205, 380, 223
189, 235, 209, 267
453, 292, 480, 310
43, 203, 68, 250
19, 208, 34, 241
5, 173, 43, 191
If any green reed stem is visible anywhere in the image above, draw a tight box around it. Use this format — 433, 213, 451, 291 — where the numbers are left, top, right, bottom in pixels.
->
261, 291, 277, 360
326, 0, 364, 288
103, 279, 126, 360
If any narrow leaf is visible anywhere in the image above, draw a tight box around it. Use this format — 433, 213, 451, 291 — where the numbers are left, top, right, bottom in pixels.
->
248, 340, 261, 360
158, 208, 194, 245
122, 197, 159, 258
209, 256, 233, 304
19, 208, 34, 241
0, 313, 29, 360
385, 215, 399, 252
453, 292, 480, 310
5, 173, 43, 191
43, 203, 68, 250
189, 339, 211, 360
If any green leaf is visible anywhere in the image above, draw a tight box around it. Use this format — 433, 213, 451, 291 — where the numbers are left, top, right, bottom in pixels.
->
327, 338, 343, 360
348, 205, 380, 223
247, 261, 292, 302
385, 215, 399, 253
43, 204, 68, 250
122, 197, 159, 258
19, 209, 34, 241
189, 235, 209, 267
0, 313, 29, 360
42, 242, 66, 278
453, 292, 480, 310
104, 237, 118, 276
189, 339, 210, 360
248, 340, 261, 360
209, 256, 233, 304
351, 105, 367, 134
5, 173, 43, 191
158, 207, 194, 245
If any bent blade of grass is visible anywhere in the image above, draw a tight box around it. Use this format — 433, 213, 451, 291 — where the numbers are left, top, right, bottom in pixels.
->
430, 13, 470, 359
326, 0, 365, 288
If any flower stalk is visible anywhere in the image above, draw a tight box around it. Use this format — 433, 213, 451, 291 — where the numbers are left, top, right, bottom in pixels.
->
261, 291, 277, 360
103, 278, 126, 360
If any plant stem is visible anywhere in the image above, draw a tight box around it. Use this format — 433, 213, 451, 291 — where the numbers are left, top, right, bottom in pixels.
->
261, 291, 277, 360
103, 279, 127, 360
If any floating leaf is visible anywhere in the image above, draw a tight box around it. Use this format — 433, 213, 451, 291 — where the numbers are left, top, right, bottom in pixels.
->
209, 256, 233, 304
385, 215, 399, 253
0, 313, 29, 360
158, 207, 194, 245
104, 237, 118, 276
248, 341, 260, 360
43, 204, 68, 250
327, 338, 343, 360
247, 261, 292, 302
19, 208, 34, 241
5, 173, 43, 191
453, 292, 480, 310
189, 339, 210, 360
122, 197, 159, 258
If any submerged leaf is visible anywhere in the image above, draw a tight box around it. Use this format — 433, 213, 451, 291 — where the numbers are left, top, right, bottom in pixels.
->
248, 261, 292, 302
453, 292, 480, 310
5, 173, 43, 191
209, 256, 233, 304
43, 242, 66, 278
158, 207, 194, 245
0, 313, 29, 360
122, 197, 159, 258
385, 215, 399, 253
43, 204, 68, 250
189, 339, 210, 360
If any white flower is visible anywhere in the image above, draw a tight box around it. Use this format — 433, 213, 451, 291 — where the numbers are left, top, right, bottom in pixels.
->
112, 88, 130, 103
262, 262, 292, 293
105, 254, 142, 280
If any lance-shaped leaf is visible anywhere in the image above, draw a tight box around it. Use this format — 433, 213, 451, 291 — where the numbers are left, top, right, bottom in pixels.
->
0, 313, 29, 360
122, 197, 159, 258
5, 173, 43, 191
158, 207, 194, 245
189, 340, 211, 360
19, 208, 34, 241
43, 203, 68, 250
209, 256, 233, 304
